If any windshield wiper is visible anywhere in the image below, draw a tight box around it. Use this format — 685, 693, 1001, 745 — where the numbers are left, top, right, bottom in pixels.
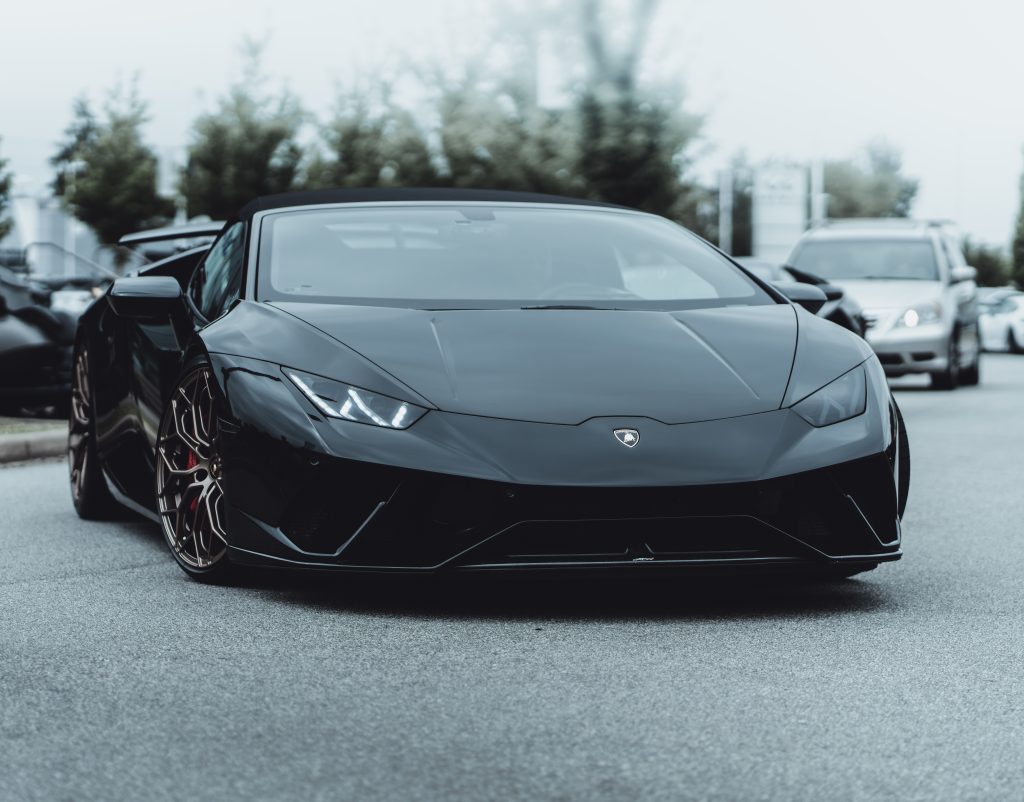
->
519, 304, 620, 310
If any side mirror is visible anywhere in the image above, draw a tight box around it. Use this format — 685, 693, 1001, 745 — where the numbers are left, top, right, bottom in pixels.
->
774, 282, 828, 315
951, 265, 977, 284
107, 276, 183, 319
818, 282, 844, 302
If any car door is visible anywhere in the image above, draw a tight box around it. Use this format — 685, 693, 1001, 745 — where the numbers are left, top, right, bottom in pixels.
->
92, 247, 212, 510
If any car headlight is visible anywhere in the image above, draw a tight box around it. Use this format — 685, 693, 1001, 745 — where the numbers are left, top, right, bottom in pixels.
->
895, 301, 942, 328
285, 369, 428, 429
792, 366, 867, 427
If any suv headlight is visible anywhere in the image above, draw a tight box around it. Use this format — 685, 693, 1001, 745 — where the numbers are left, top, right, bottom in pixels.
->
792, 366, 867, 427
285, 369, 428, 429
896, 301, 942, 328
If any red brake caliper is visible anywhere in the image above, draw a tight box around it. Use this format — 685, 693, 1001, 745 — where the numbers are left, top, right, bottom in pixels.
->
186, 451, 199, 513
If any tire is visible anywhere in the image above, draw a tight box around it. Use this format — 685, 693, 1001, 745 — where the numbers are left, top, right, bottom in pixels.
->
894, 399, 910, 519
960, 356, 981, 386
929, 331, 960, 390
68, 344, 118, 520
1009, 328, 1024, 355
155, 359, 240, 584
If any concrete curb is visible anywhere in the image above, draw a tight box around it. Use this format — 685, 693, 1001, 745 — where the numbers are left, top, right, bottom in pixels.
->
0, 428, 68, 464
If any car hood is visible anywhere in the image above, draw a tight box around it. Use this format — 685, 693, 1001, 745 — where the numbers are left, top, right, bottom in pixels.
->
269, 302, 799, 425
828, 279, 943, 312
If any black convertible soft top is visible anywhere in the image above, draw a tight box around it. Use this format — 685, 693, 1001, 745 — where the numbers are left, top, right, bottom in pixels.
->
237, 188, 622, 220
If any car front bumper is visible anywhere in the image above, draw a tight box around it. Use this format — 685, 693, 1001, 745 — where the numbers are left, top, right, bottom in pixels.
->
210, 354, 903, 574
864, 319, 949, 376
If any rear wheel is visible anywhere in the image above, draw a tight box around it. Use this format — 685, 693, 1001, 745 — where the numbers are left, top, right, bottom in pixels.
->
1009, 328, 1024, 354
155, 362, 236, 583
68, 346, 117, 519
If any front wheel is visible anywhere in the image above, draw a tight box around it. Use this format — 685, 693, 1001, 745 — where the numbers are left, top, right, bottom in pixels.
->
1009, 328, 1024, 354
155, 361, 237, 583
929, 332, 960, 390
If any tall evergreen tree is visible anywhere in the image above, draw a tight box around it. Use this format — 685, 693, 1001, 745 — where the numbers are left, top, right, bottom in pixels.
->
1012, 151, 1024, 287
574, 0, 703, 221
824, 141, 919, 219
0, 138, 13, 242
305, 84, 440, 189
180, 41, 304, 219
51, 85, 175, 248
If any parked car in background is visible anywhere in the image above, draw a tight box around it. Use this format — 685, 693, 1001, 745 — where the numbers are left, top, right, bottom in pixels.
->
0, 263, 102, 416
736, 258, 866, 336
0, 270, 77, 417
789, 220, 981, 390
979, 292, 1024, 353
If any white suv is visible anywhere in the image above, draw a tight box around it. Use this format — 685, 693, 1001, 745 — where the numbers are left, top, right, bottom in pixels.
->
788, 220, 980, 390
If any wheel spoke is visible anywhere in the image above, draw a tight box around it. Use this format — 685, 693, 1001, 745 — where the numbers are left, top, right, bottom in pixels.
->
157, 367, 227, 570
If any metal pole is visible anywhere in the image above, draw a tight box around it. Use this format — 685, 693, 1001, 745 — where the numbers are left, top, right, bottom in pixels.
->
810, 159, 826, 227
719, 169, 733, 255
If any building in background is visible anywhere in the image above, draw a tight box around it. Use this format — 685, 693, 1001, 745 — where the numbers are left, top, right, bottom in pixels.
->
0, 188, 115, 279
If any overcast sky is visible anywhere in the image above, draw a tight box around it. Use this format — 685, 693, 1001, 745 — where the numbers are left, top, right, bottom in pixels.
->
2, 0, 1022, 246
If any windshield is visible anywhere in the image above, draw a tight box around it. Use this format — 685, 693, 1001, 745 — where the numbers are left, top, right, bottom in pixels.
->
790, 239, 939, 281
257, 205, 774, 310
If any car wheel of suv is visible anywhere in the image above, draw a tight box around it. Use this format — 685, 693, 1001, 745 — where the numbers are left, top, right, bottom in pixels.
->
930, 331, 960, 390
1009, 328, 1024, 354
961, 354, 981, 386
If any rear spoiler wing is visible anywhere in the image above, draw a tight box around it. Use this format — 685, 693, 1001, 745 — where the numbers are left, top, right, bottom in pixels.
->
118, 221, 226, 247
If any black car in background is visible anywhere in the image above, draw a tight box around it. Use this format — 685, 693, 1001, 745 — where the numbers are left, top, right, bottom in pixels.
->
0, 224, 221, 417
736, 257, 866, 336
0, 261, 88, 416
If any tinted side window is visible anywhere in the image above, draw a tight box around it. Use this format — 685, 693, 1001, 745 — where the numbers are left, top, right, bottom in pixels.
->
192, 223, 246, 320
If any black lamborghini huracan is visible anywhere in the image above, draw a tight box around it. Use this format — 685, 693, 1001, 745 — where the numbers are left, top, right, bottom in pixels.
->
69, 189, 909, 582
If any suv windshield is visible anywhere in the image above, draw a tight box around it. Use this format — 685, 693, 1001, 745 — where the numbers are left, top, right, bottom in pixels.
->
257, 205, 774, 310
791, 239, 939, 281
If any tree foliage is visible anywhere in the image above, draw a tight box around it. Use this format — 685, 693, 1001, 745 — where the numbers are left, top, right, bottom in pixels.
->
304, 84, 440, 189
0, 138, 12, 242
824, 141, 918, 219
962, 237, 1010, 287
180, 41, 304, 219
50, 86, 174, 246
303, 0, 704, 226
575, 0, 703, 222
1013, 151, 1024, 288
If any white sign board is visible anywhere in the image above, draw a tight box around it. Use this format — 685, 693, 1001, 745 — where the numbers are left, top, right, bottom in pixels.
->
752, 165, 808, 263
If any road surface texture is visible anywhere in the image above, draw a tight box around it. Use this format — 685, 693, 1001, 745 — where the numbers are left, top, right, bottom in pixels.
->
2, 356, 1023, 802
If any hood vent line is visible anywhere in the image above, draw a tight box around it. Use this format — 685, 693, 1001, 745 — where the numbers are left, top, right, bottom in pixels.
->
671, 316, 761, 401
429, 317, 460, 401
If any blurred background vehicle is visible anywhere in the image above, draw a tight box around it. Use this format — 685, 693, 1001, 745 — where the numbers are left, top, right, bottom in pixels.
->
788, 220, 981, 390
0, 252, 108, 416
736, 257, 866, 336
979, 291, 1024, 353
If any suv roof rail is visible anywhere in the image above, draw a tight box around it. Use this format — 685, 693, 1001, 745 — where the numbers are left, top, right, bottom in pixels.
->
816, 218, 956, 229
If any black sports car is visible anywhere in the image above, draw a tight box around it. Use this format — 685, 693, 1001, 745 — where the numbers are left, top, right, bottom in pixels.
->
69, 189, 909, 582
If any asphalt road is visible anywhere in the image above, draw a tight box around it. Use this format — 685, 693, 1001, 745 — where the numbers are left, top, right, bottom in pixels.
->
3, 356, 1023, 802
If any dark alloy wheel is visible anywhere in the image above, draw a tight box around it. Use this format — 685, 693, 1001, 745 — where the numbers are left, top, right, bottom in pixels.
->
156, 364, 234, 581
68, 346, 116, 519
